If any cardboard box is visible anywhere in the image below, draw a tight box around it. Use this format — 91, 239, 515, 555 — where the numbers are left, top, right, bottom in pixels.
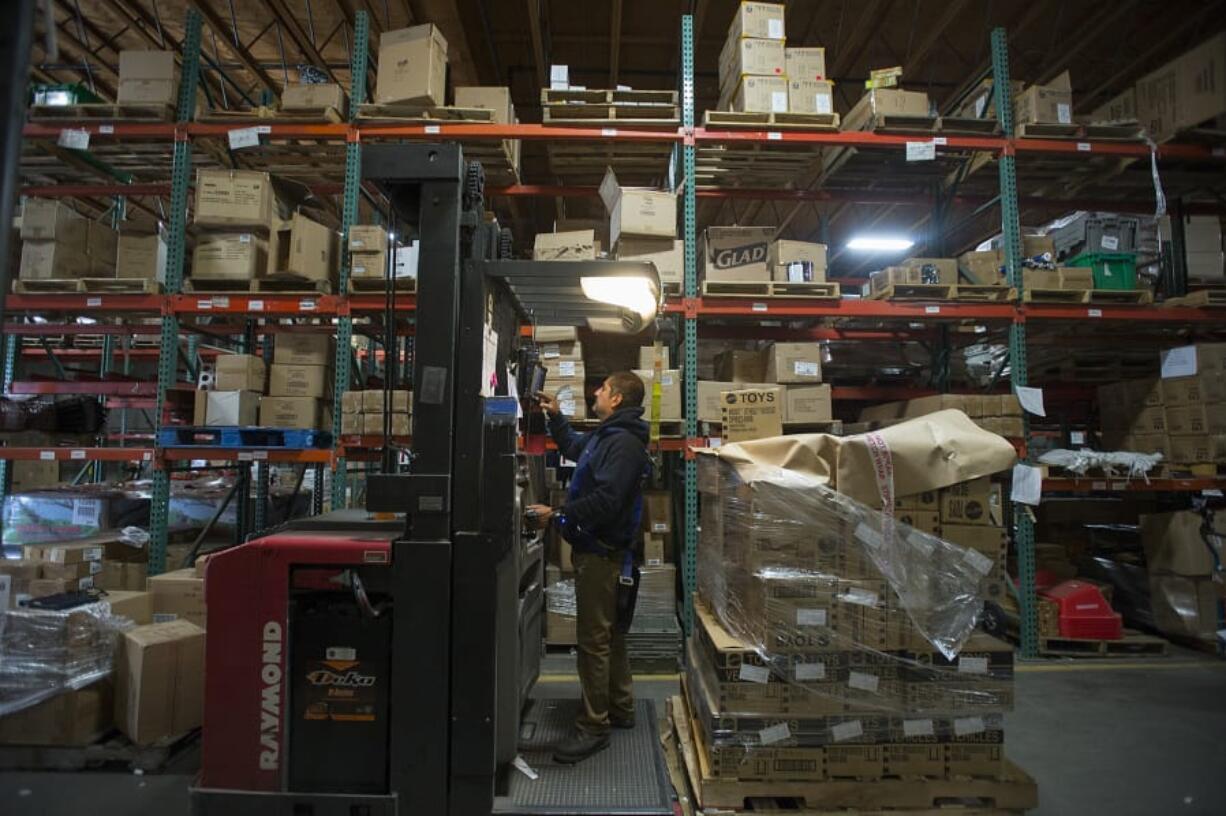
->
901, 257, 957, 283
1140, 511, 1223, 577
896, 491, 939, 511
38, 560, 101, 581
715, 349, 765, 382
362, 413, 411, 436
191, 233, 267, 280
1014, 71, 1073, 125
843, 88, 930, 130
341, 391, 363, 414
644, 535, 666, 565
84, 222, 117, 263
349, 248, 392, 279
533, 229, 597, 261
784, 384, 833, 424
764, 342, 823, 384
454, 86, 515, 123
194, 170, 274, 228
1090, 86, 1137, 123
376, 24, 448, 106
870, 266, 943, 293
259, 396, 321, 429
697, 380, 740, 422
633, 369, 682, 419
720, 387, 783, 442
643, 490, 673, 534
702, 226, 774, 282
341, 413, 362, 434
269, 363, 328, 398
729, 75, 789, 113
770, 240, 827, 274
534, 325, 578, 342
96, 561, 149, 593
280, 82, 347, 112
1024, 266, 1093, 290
939, 524, 1007, 560
193, 390, 208, 425
119, 50, 175, 80
1165, 403, 1226, 436
0, 682, 113, 746
599, 168, 676, 247
1149, 575, 1219, 638
20, 198, 88, 244
115, 620, 205, 744
19, 240, 89, 280
266, 213, 334, 280
545, 357, 586, 381
617, 238, 683, 287
11, 460, 60, 492
638, 346, 671, 370
205, 390, 260, 425
1167, 434, 1226, 464
788, 79, 835, 115
117, 78, 177, 106
275, 334, 332, 367
214, 354, 266, 392
1161, 375, 1226, 406
786, 47, 827, 80
361, 389, 411, 413
1135, 32, 1226, 142
958, 251, 1004, 285
25, 541, 105, 564
147, 569, 206, 628
105, 590, 154, 625
726, 2, 786, 40
940, 477, 1004, 527
540, 340, 582, 361
1123, 432, 1172, 459
347, 224, 388, 252
719, 37, 785, 88
116, 233, 167, 282
896, 510, 941, 535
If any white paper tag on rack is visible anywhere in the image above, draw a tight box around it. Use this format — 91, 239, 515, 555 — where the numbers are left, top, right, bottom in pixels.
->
238, 452, 254, 462
1088, 308, 1102, 318
601, 128, 617, 136
903, 718, 935, 738
228, 127, 261, 150
58, 129, 90, 149
752, 302, 768, 312
767, 131, 782, 140
831, 720, 863, 742
40, 450, 56, 461
1011, 463, 1043, 506
795, 661, 825, 681
1101, 235, 1119, 250
738, 663, 770, 684
99, 124, 114, 134
1076, 141, 1091, 152
906, 140, 936, 162
959, 656, 990, 675
299, 299, 316, 311
424, 125, 440, 134
848, 671, 879, 693
796, 608, 827, 627
954, 716, 986, 736
925, 305, 940, 314
256, 126, 271, 134
759, 722, 790, 745
86, 297, 102, 307
933, 136, 947, 145
197, 299, 212, 310
250, 299, 264, 311
70, 449, 86, 460
1015, 385, 1045, 416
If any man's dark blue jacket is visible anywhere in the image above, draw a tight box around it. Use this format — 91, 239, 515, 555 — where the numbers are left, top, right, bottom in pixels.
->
548, 406, 649, 553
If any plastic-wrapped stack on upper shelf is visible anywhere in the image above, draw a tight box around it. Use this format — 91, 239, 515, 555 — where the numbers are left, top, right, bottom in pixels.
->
686, 411, 1022, 786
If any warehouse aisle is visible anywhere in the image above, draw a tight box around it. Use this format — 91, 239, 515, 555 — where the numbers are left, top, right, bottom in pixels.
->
1, 654, 1224, 815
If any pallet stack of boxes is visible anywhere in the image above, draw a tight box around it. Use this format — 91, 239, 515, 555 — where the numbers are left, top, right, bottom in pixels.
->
536, 325, 589, 421
16, 198, 117, 286
190, 169, 274, 289
1141, 510, 1226, 645
694, 341, 832, 434
868, 257, 958, 298
858, 394, 1024, 439
957, 235, 1060, 287
375, 24, 448, 107
197, 334, 333, 431
840, 76, 930, 132
719, 3, 837, 116
699, 227, 828, 290
347, 224, 418, 289
684, 416, 1022, 795
340, 389, 413, 436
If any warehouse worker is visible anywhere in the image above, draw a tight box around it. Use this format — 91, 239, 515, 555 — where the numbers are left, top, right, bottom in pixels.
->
529, 371, 650, 764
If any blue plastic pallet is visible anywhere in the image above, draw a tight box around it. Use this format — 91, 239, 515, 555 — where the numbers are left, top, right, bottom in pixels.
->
156, 426, 332, 449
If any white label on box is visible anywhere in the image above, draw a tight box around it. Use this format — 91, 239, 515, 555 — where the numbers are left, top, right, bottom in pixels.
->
542, 344, 560, 359
796, 608, 827, 627
1088, 308, 1102, 318
793, 361, 819, 377
738, 663, 771, 684
58, 129, 90, 149
86, 296, 102, 307
752, 302, 768, 312
925, 305, 941, 314
40, 450, 56, 460
661, 373, 674, 386
831, 720, 863, 742
299, 299, 316, 311
954, 716, 986, 736
767, 131, 782, 140
906, 141, 936, 162
71, 500, 101, 528
963, 547, 995, 576
601, 128, 617, 136
78, 577, 94, 590
771, 92, 788, 112
99, 124, 114, 134
759, 722, 790, 745
841, 587, 879, 607
250, 299, 264, 311
903, 718, 935, 738
959, 656, 990, 675
89, 560, 103, 575
559, 361, 576, 376
228, 127, 261, 150
1101, 235, 1119, 250
767, 18, 783, 38
1160, 346, 1197, 378
651, 522, 668, 532
83, 547, 103, 561
70, 449, 86, 459
424, 125, 441, 134
815, 95, 832, 114
1015, 385, 1045, 416
1011, 463, 1043, 506
152, 612, 178, 623
1057, 104, 1071, 124
795, 661, 826, 681
848, 671, 879, 693
550, 64, 569, 83
1076, 141, 1091, 152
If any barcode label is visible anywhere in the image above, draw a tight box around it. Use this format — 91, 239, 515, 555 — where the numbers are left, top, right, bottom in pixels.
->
299, 299, 316, 311
40, 451, 56, 461
250, 299, 264, 311
99, 124, 114, 134
1088, 308, 1102, 318
796, 608, 827, 626
1076, 142, 1091, 152
738, 663, 770, 684
848, 671, 879, 693
767, 131, 782, 140
197, 299, 212, 309
795, 661, 825, 681
759, 722, 790, 745
925, 305, 940, 314
86, 297, 102, 307
903, 719, 934, 738
959, 656, 989, 675
212, 297, 229, 308
752, 303, 768, 312
70, 450, 86, 460
831, 720, 863, 742
601, 128, 617, 136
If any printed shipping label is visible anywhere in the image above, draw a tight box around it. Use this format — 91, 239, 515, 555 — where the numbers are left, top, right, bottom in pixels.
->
848, 671, 880, 693
793, 361, 819, 377
958, 656, 990, 675
831, 720, 863, 742
759, 722, 791, 745
795, 662, 826, 681
796, 608, 828, 627
738, 663, 771, 684
954, 716, 986, 736
903, 719, 935, 737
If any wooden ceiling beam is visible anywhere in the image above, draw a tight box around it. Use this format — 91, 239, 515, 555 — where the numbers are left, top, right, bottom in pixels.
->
526, 0, 546, 87
265, 0, 343, 86
192, 0, 279, 96
610, 0, 623, 87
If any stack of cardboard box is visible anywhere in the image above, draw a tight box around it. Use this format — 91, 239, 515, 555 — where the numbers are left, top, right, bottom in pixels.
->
696, 341, 831, 431
455, 86, 522, 180
868, 257, 957, 294
1135, 32, 1226, 143
1141, 511, 1225, 643
148, 561, 207, 628
599, 168, 678, 293
347, 224, 417, 283
1013, 71, 1073, 127
1097, 378, 1166, 457
858, 394, 1024, 439
113, 619, 205, 746
340, 389, 413, 436
17, 199, 116, 283
375, 24, 448, 107
957, 235, 1056, 286
190, 169, 274, 286
634, 345, 682, 421
201, 354, 265, 427
264, 334, 334, 430
700, 228, 826, 287
717, 2, 788, 113
841, 84, 930, 132
537, 325, 588, 420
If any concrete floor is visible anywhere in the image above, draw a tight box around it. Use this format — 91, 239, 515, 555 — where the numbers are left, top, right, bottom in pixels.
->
2, 651, 1224, 815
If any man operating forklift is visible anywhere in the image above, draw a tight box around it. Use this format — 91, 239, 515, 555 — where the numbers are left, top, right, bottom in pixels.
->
528, 372, 650, 764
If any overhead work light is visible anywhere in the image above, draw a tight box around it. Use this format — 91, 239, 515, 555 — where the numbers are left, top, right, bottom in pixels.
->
847, 235, 915, 252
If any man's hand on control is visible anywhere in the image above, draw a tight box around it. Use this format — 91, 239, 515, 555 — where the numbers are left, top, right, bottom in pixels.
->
536, 391, 560, 416
526, 503, 554, 528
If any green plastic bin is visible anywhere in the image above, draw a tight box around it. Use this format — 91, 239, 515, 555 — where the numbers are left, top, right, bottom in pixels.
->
1066, 252, 1137, 291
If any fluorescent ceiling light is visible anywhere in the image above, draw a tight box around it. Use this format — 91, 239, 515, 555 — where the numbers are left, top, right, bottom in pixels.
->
847, 235, 914, 252
580, 275, 658, 323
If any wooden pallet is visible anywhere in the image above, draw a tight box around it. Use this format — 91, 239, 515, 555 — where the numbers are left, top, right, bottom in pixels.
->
546, 141, 673, 185
868, 283, 954, 301
29, 103, 175, 122
12, 279, 85, 293
872, 114, 940, 133
694, 143, 822, 188
703, 110, 840, 131
939, 116, 1001, 135
348, 277, 417, 294
1038, 630, 1167, 658
768, 281, 841, 299
954, 285, 1017, 302
669, 695, 1037, 813
1082, 122, 1146, 141
701, 280, 841, 299
1087, 289, 1153, 305
355, 104, 495, 123
1022, 288, 1091, 304
1163, 290, 1226, 307
198, 106, 344, 124
542, 88, 678, 106
80, 278, 162, 294
183, 277, 332, 294
1016, 122, 1081, 139
0, 727, 199, 772
542, 105, 679, 125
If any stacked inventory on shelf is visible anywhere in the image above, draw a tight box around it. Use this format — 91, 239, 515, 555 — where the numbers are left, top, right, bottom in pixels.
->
340, 390, 412, 436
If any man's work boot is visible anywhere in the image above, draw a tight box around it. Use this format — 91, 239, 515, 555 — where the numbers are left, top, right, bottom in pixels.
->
609, 712, 636, 729
553, 728, 610, 764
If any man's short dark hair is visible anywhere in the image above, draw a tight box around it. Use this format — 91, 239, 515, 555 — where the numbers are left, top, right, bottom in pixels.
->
607, 371, 644, 408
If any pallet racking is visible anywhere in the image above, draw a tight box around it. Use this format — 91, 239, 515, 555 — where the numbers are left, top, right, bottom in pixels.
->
2, 10, 1224, 654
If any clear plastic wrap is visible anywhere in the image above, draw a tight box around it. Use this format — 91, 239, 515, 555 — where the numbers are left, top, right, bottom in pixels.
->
0, 600, 134, 716
1038, 448, 1163, 480
545, 578, 577, 619
690, 455, 1013, 779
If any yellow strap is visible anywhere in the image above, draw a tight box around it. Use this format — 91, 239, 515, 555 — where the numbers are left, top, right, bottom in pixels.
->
649, 342, 663, 446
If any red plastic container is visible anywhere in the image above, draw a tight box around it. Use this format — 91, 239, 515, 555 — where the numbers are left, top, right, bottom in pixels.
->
1040, 580, 1123, 640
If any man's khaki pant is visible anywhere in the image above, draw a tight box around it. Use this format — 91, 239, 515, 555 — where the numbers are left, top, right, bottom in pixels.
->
573, 550, 634, 735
